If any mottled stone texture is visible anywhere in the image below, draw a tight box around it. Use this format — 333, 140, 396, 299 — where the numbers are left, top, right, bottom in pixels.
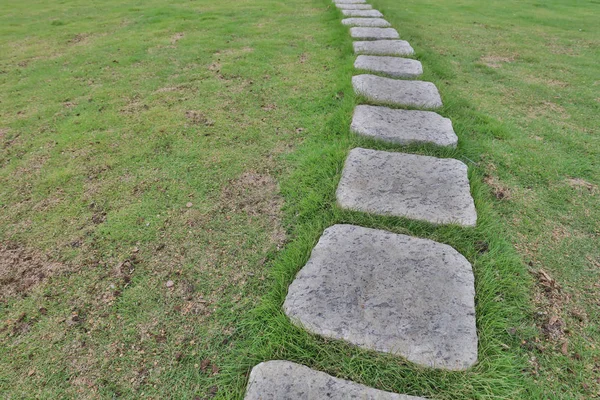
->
351, 105, 458, 147
284, 225, 478, 370
354, 55, 422, 78
336, 148, 477, 226
342, 18, 391, 27
245, 360, 429, 399
353, 74, 442, 108
336, 3, 373, 9
350, 27, 399, 40
354, 40, 415, 56
342, 9, 384, 17
334, 0, 367, 4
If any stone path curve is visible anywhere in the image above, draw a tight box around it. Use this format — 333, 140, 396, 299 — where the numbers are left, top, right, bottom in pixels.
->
244, 0, 480, 398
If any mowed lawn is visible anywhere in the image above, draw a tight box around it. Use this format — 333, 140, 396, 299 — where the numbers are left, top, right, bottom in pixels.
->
1, 0, 598, 399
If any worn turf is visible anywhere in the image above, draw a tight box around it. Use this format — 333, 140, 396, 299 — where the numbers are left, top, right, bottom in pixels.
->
1, 0, 598, 399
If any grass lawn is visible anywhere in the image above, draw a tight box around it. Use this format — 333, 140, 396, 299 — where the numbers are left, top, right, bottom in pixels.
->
1, 0, 598, 399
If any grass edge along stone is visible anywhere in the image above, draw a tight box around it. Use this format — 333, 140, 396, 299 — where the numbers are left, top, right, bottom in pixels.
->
244, 361, 428, 400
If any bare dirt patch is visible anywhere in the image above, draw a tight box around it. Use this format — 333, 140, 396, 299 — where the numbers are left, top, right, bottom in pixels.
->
170, 32, 184, 45
479, 54, 517, 68
0, 242, 67, 301
566, 178, 597, 194
484, 174, 511, 200
221, 171, 285, 247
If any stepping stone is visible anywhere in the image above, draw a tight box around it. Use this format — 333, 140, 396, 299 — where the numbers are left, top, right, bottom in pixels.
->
334, 0, 367, 4
354, 39, 415, 56
342, 18, 391, 27
336, 148, 477, 226
353, 74, 442, 108
245, 360, 429, 399
335, 3, 373, 9
342, 9, 383, 17
351, 105, 458, 147
284, 224, 478, 370
350, 27, 399, 40
354, 55, 422, 78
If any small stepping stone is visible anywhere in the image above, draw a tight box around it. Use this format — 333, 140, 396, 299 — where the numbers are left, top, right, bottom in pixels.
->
336, 148, 477, 226
351, 105, 458, 147
350, 27, 399, 40
335, 3, 373, 9
342, 18, 391, 27
334, 0, 367, 4
353, 74, 442, 108
245, 360, 429, 399
355, 55, 422, 78
284, 224, 478, 370
342, 9, 383, 17
354, 39, 415, 56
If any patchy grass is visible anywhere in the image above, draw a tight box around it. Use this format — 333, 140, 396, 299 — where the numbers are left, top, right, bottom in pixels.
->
1, 0, 598, 399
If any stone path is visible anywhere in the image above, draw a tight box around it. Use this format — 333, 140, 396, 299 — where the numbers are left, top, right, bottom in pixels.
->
342, 18, 391, 27
245, 361, 427, 400
336, 3, 373, 10
244, 0, 480, 397
354, 39, 414, 55
350, 27, 399, 40
351, 105, 457, 147
354, 55, 422, 78
284, 224, 478, 370
337, 148, 477, 226
342, 9, 384, 17
353, 74, 442, 108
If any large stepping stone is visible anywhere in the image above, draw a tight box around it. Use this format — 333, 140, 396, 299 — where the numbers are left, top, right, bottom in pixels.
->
354, 39, 415, 56
334, 0, 367, 4
355, 55, 422, 78
336, 148, 477, 226
245, 360, 429, 399
342, 9, 384, 17
353, 74, 442, 108
284, 224, 478, 370
335, 3, 373, 9
350, 27, 399, 40
342, 18, 391, 27
351, 105, 458, 147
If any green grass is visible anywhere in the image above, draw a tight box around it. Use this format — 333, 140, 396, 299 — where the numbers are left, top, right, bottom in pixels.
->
1, 0, 598, 399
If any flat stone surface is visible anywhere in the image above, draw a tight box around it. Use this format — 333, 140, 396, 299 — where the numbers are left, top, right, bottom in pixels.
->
284, 225, 478, 370
351, 105, 458, 147
354, 55, 422, 78
354, 40, 414, 55
336, 3, 373, 9
336, 148, 477, 226
350, 27, 399, 40
342, 9, 384, 17
245, 360, 429, 399
334, 0, 367, 4
342, 18, 391, 27
353, 74, 442, 108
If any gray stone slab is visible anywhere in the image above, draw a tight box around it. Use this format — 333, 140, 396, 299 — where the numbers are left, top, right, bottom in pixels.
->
336, 148, 477, 226
354, 40, 415, 56
342, 18, 391, 27
245, 360, 429, 399
350, 27, 399, 40
354, 55, 422, 78
351, 105, 458, 147
284, 224, 478, 370
336, 3, 373, 9
342, 9, 384, 17
334, 0, 367, 4
353, 74, 442, 108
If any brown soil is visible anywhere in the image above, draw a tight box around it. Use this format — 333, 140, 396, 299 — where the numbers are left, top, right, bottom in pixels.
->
0, 242, 66, 301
